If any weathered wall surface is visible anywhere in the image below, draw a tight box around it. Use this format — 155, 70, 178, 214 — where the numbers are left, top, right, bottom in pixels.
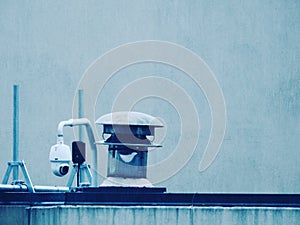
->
0, 1, 299, 192
0, 205, 28, 225
1, 205, 299, 225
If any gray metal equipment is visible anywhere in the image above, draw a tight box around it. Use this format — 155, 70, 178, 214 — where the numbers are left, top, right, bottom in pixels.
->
67, 141, 93, 188
96, 111, 163, 187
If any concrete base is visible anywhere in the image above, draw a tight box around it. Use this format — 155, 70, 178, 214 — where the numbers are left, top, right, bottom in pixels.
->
100, 177, 153, 187
1, 205, 300, 225
0, 205, 29, 225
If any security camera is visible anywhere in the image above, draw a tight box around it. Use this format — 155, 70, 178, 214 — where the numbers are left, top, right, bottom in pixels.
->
49, 143, 71, 177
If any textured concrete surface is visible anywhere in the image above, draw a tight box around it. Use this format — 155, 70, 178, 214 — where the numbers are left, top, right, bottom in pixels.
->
0, 205, 28, 225
2, 205, 299, 225
0, 1, 299, 192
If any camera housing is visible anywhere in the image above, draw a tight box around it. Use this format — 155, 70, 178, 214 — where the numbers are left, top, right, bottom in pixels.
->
49, 143, 71, 177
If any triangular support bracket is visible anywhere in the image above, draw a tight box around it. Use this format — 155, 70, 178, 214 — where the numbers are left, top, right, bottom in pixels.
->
2, 160, 35, 193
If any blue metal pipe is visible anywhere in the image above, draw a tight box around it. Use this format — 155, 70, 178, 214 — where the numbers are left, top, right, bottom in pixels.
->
78, 89, 84, 141
13, 85, 19, 181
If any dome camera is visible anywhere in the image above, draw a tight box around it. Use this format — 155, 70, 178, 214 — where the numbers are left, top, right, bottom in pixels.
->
49, 143, 71, 177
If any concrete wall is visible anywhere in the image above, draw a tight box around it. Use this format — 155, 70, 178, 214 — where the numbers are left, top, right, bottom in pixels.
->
0, 1, 299, 192
0, 205, 28, 225
1, 205, 300, 225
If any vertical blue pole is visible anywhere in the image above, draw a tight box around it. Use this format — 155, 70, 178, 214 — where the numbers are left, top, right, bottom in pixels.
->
13, 85, 19, 181
78, 89, 84, 184
78, 89, 84, 141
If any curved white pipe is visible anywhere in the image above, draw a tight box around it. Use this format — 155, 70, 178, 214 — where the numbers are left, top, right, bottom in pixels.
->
57, 118, 98, 186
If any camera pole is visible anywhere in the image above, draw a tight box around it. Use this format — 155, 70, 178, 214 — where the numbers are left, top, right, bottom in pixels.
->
78, 89, 84, 185
78, 89, 84, 141
13, 84, 19, 180
2, 85, 35, 192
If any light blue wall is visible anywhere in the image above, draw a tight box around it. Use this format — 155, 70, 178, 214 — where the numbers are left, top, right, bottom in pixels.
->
0, 1, 299, 192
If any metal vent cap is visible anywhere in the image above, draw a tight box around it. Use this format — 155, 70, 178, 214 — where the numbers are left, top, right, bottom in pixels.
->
95, 111, 163, 127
